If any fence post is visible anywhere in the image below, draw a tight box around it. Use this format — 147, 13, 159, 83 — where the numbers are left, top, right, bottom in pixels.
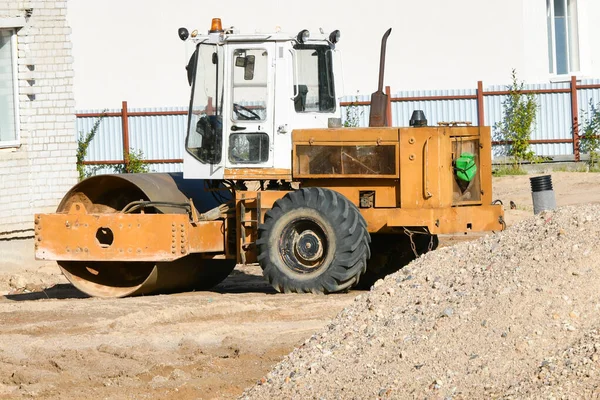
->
385, 86, 392, 127
477, 81, 485, 126
570, 76, 580, 161
121, 100, 130, 170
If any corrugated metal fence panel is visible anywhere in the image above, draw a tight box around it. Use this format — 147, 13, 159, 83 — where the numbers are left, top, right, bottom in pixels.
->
75, 107, 187, 173
578, 79, 600, 135
75, 108, 124, 162
147, 163, 184, 173
339, 94, 370, 127
536, 82, 573, 157
390, 88, 478, 127
128, 106, 187, 173
485, 82, 573, 157
343, 84, 577, 158
79, 82, 600, 168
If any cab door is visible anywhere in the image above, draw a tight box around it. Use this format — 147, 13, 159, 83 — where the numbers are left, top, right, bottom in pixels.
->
224, 43, 275, 168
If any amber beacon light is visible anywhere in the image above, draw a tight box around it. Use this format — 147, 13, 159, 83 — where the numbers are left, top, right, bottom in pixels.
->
210, 18, 223, 33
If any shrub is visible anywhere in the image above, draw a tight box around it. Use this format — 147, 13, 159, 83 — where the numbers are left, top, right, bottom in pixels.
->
493, 69, 539, 165
579, 99, 600, 170
76, 112, 151, 178
343, 94, 363, 127
76, 112, 107, 180
113, 149, 151, 174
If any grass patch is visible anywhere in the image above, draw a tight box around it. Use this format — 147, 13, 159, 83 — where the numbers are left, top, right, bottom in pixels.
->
585, 165, 600, 173
492, 165, 528, 177
553, 164, 587, 172
553, 163, 600, 173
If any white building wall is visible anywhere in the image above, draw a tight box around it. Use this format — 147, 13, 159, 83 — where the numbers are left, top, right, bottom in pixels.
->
67, 0, 599, 109
521, 1, 551, 82
0, 1, 77, 242
578, 0, 600, 79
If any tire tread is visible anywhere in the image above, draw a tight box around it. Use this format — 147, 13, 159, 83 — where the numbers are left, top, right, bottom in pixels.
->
257, 187, 370, 294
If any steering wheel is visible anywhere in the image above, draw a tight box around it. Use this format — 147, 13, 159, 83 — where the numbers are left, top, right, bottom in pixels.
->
233, 103, 261, 120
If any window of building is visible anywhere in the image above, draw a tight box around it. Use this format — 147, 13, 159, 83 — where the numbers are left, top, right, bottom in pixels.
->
0, 28, 19, 147
547, 0, 580, 75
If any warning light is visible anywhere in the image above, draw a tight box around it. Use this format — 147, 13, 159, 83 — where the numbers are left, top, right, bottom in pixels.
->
210, 18, 223, 33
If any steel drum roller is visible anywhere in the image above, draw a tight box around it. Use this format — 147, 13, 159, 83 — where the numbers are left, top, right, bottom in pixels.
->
56, 173, 234, 298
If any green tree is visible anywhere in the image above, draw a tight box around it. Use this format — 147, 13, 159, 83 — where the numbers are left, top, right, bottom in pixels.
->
494, 69, 538, 166
76, 112, 107, 180
579, 99, 600, 170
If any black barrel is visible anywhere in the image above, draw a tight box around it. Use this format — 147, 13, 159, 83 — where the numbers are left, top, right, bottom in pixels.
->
530, 175, 554, 192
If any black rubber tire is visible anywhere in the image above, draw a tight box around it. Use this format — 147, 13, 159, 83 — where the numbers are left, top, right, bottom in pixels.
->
257, 188, 370, 294
357, 232, 438, 289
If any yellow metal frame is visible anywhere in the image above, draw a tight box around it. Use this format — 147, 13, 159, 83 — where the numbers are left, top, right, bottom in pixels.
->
290, 125, 504, 235
35, 125, 504, 267
360, 205, 504, 234
292, 127, 400, 179
224, 168, 292, 181
35, 203, 226, 262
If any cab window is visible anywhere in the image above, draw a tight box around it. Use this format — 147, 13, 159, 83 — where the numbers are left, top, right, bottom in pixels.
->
186, 44, 225, 164
293, 44, 335, 113
231, 48, 268, 121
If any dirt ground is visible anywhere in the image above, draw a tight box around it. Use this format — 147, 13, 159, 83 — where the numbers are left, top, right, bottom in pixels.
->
0, 171, 598, 400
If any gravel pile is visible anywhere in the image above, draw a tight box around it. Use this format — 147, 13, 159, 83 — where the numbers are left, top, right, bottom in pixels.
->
242, 204, 600, 399
505, 328, 600, 399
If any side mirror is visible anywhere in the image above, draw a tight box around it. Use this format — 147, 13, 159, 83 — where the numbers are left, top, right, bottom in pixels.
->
185, 50, 197, 86
234, 55, 255, 81
244, 55, 255, 80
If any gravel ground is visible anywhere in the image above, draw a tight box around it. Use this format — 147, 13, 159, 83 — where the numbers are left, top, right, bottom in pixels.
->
242, 204, 600, 399
2, 172, 600, 399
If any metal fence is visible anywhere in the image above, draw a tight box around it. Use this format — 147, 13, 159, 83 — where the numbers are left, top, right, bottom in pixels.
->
76, 78, 600, 173
76, 103, 188, 174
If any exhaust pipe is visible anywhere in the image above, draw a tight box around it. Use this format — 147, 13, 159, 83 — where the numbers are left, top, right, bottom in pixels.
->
369, 28, 392, 127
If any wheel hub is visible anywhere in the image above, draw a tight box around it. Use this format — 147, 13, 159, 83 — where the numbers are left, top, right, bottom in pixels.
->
295, 230, 323, 263
279, 217, 329, 274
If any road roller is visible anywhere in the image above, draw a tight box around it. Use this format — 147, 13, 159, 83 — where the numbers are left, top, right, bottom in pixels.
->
34, 19, 505, 297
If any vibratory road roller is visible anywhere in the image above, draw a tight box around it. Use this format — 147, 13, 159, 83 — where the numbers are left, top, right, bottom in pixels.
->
34, 19, 505, 297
